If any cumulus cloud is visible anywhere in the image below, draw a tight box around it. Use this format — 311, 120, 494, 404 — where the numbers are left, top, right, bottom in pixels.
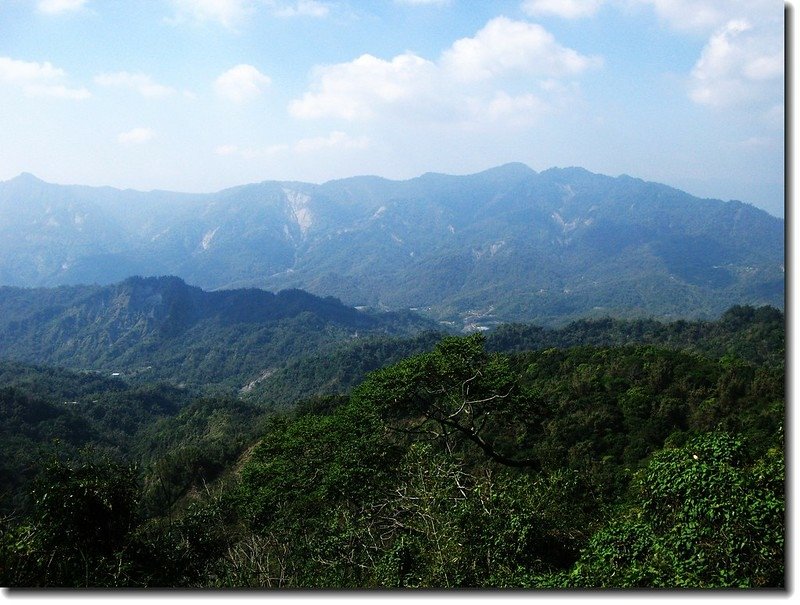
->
169, 0, 253, 29
545, 1, 784, 112
519, 0, 779, 32
36, 0, 88, 15
117, 127, 155, 144
441, 16, 602, 82
521, 0, 603, 19
611, 1, 783, 112
689, 18, 783, 108
289, 17, 600, 126
169, 0, 330, 26
634, 0, 777, 33
290, 53, 439, 120
0, 56, 63, 81
0, 56, 90, 99
486, 91, 550, 124
214, 64, 271, 102
94, 72, 177, 98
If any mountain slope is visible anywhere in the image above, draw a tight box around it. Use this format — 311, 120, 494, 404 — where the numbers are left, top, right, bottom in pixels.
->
0, 165, 783, 326
0, 276, 437, 391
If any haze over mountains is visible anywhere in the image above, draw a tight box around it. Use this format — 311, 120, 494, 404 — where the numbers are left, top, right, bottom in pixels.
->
0, 163, 783, 327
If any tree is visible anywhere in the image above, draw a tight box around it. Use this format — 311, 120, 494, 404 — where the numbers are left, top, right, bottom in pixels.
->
353, 334, 540, 468
561, 432, 784, 588
1, 450, 139, 587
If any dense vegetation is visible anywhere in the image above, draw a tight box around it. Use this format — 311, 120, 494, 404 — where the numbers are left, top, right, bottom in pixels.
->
0, 305, 784, 588
246, 304, 784, 406
0, 276, 437, 392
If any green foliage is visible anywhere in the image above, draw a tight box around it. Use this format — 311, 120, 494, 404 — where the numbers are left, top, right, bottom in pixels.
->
237, 398, 397, 535
1, 450, 139, 587
0, 276, 438, 393
228, 398, 402, 587
0, 386, 99, 513
247, 331, 444, 407
124, 496, 237, 587
250, 304, 783, 409
354, 333, 538, 468
0, 365, 191, 514
0, 306, 785, 588
562, 433, 784, 588
488, 304, 784, 366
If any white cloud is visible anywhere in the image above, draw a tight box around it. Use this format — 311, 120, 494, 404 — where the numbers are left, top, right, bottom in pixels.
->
631, 0, 781, 36
289, 53, 438, 120
118, 127, 156, 144
521, 0, 603, 19
169, 0, 332, 26
742, 52, 783, 81
214, 64, 271, 102
486, 91, 550, 124
36, 0, 88, 15
544, 2, 787, 116
294, 131, 370, 152
440, 17, 602, 82
519, 1, 780, 35
269, 0, 331, 18
26, 83, 92, 99
169, 0, 253, 29
635, 0, 723, 31
289, 17, 599, 125
0, 56, 64, 81
689, 18, 783, 107
95, 71, 177, 98
0, 56, 90, 99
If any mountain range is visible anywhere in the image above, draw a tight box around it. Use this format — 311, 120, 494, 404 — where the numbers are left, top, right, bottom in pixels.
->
0, 276, 435, 391
0, 163, 783, 327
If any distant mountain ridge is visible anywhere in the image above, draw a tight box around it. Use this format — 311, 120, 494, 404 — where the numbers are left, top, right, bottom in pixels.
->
0, 164, 783, 326
0, 276, 436, 390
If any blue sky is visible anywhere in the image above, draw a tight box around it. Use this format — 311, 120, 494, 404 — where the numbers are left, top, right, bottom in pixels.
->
0, 0, 785, 216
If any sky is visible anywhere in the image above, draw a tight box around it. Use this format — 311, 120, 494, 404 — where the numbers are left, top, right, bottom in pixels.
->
0, 0, 786, 216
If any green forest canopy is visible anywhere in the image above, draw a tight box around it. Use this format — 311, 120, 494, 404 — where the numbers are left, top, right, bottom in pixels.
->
0, 306, 785, 588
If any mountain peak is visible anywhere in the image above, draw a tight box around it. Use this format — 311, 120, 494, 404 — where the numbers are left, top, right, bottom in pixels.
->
483, 162, 537, 177
10, 172, 46, 185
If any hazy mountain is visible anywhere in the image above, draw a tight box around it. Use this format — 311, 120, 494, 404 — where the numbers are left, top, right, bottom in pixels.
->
0, 164, 783, 326
0, 276, 437, 391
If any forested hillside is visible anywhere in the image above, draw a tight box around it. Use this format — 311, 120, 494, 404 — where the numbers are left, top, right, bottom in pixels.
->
0, 276, 437, 391
0, 166, 783, 327
0, 307, 784, 588
245, 304, 784, 406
